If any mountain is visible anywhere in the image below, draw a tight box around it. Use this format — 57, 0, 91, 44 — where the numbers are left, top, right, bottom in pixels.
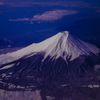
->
0, 31, 100, 91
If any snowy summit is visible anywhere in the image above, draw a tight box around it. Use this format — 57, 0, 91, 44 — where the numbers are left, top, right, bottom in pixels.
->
0, 31, 99, 66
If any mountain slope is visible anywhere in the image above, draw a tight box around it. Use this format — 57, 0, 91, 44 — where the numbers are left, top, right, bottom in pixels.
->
0, 31, 100, 91
0, 31, 99, 65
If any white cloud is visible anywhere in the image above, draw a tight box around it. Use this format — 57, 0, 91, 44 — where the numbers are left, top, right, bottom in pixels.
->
0, 1, 3, 5
32, 10, 77, 22
9, 18, 29, 22
9, 10, 78, 22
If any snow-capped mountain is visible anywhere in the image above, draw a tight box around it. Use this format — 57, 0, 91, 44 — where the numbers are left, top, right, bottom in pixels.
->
0, 31, 99, 65
0, 31, 100, 91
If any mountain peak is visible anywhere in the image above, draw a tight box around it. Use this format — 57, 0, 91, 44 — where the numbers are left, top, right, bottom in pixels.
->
56, 31, 69, 38
43, 31, 99, 61
62, 31, 69, 35
0, 31, 99, 66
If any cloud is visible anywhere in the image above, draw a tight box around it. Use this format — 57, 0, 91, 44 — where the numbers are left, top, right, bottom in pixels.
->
9, 18, 29, 22
32, 10, 78, 21
9, 10, 78, 22
0, 1, 98, 9
0, 1, 3, 5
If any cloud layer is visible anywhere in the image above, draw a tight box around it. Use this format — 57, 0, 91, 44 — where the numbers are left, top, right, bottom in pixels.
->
33, 10, 78, 21
9, 10, 78, 22
0, 0, 99, 9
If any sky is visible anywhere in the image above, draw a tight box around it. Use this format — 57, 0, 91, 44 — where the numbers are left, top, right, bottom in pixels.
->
0, 0, 100, 47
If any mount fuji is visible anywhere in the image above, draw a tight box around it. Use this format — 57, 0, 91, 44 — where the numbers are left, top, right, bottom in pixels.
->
0, 31, 100, 91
